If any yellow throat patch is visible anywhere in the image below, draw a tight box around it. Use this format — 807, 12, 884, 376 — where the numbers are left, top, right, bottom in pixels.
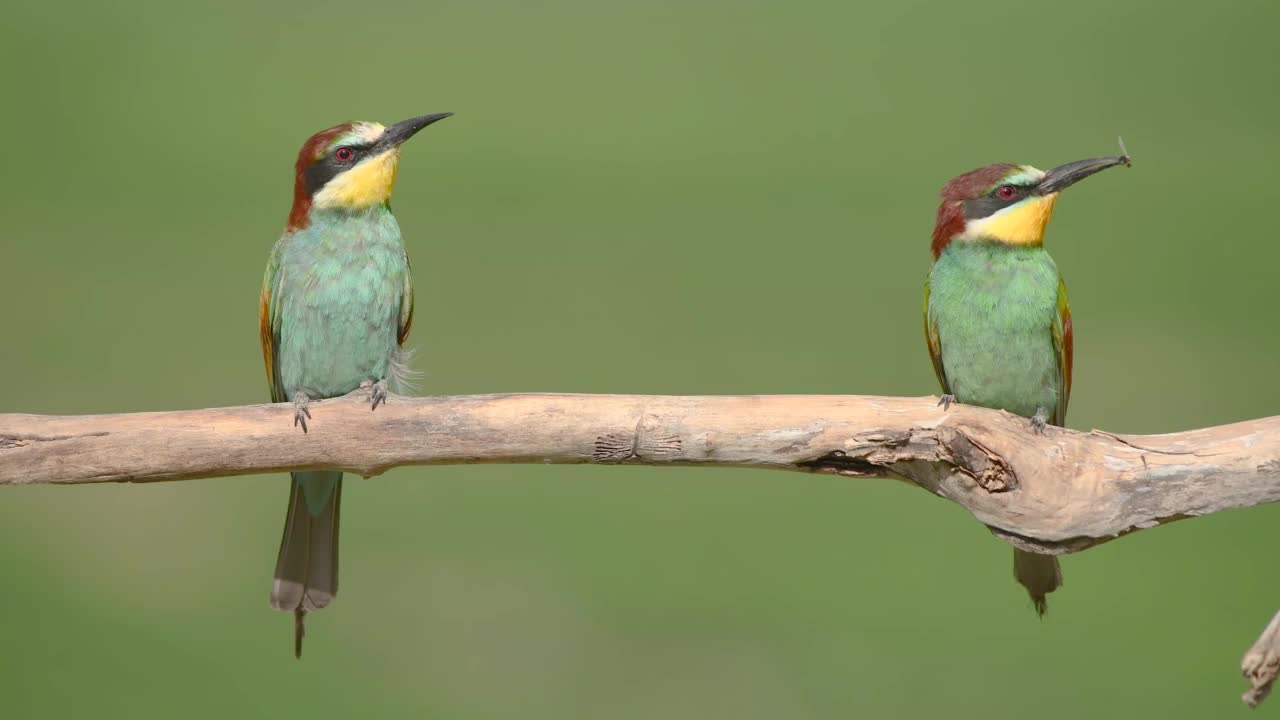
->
313, 148, 401, 210
961, 193, 1060, 246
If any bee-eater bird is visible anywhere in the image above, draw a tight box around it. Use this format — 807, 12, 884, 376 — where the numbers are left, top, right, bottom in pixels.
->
259, 112, 451, 657
924, 154, 1129, 614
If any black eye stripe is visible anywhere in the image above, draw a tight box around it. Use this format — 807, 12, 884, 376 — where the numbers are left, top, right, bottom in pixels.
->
303, 161, 338, 196
961, 183, 1033, 220
335, 142, 374, 157
302, 143, 378, 196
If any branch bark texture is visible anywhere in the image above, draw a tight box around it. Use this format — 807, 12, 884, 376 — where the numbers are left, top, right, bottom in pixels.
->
3, 392, 1276, 554
2, 392, 1278, 704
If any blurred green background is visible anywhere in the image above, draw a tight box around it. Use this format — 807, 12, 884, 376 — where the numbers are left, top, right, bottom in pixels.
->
2, 0, 1278, 717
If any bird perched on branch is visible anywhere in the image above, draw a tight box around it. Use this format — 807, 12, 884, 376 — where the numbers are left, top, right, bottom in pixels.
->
259, 112, 452, 656
924, 153, 1130, 614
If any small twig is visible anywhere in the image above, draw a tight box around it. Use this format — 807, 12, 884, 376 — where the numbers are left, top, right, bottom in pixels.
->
1243, 609, 1280, 708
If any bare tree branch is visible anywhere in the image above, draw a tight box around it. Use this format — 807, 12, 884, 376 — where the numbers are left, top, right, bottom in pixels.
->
3, 392, 1275, 548
2, 391, 1278, 704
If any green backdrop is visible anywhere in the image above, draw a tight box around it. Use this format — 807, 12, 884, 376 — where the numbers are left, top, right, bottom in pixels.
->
2, 1, 1277, 717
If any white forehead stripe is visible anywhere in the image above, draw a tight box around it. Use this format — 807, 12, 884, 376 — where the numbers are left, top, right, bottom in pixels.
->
1001, 165, 1046, 187
330, 122, 386, 150
352, 122, 385, 144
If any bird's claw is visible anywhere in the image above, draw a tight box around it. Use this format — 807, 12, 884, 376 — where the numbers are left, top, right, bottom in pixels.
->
937, 394, 956, 411
292, 392, 312, 433
1030, 408, 1049, 434
361, 379, 389, 411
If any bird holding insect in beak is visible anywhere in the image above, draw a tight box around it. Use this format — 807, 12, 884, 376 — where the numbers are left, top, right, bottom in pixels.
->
259, 112, 452, 656
924, 153, 1130, 614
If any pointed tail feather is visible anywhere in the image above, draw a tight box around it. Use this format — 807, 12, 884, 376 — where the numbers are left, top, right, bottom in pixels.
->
1013, 549, 1062, 616
271, 471, 342, 657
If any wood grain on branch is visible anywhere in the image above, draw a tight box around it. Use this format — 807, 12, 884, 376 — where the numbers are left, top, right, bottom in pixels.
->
2, 392, 1278, 704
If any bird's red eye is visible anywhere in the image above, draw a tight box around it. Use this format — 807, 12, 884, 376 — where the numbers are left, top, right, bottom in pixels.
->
997, 185, 1017, 200
334, 147, 355, 162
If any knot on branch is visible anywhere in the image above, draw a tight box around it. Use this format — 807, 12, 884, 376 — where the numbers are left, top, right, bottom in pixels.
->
796, 427, 1016, 493
592, 412, 683, 463
941, 428, 1016, 492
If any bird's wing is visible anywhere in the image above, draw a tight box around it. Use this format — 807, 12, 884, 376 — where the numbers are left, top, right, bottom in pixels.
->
397, 253, 414, 346
259, 238, 287, 404
923, 273, 951, 395
1051, 276, 1073, 425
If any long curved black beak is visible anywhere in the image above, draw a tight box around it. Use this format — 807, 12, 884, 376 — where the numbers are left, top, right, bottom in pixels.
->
1034, 155, 1131, 195
375, 112, 453, 151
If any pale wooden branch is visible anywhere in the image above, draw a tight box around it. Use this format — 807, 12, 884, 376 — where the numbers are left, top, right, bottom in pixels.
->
2, 392, 1278, 704
3, 392, 1276, 549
